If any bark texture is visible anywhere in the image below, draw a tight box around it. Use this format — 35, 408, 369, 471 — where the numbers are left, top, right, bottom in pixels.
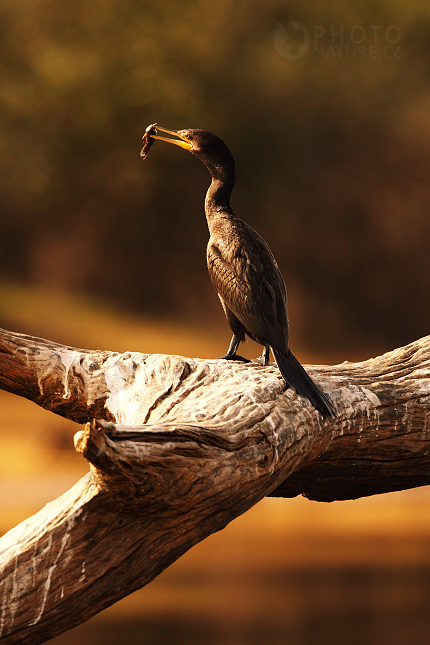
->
0, 327, 430, 644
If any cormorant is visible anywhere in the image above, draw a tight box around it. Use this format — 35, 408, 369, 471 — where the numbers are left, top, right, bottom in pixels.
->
141, 126, 335, 418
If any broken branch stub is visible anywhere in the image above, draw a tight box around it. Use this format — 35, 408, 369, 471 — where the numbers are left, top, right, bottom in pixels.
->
1, 327, 430, 643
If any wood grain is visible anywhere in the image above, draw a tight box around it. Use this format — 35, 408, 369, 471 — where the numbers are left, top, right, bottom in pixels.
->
0, 328, 429, 643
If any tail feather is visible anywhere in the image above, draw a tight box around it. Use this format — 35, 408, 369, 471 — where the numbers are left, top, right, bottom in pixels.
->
272, 348, 336, 418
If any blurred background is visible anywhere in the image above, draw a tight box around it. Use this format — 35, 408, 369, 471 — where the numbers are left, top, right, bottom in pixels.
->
1, 0, 430, 643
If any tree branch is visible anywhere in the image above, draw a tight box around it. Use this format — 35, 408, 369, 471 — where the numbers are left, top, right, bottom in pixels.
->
0, 327, 429, 644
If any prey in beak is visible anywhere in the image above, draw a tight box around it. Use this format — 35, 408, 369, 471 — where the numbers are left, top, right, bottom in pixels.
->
140, 123, 157, 159
140, 124, 192, 160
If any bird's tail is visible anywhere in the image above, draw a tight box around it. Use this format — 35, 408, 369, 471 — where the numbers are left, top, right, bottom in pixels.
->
272, 348, 336, 418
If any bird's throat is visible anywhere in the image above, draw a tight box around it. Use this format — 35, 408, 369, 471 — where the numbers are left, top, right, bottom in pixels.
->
205, 177, 234, 217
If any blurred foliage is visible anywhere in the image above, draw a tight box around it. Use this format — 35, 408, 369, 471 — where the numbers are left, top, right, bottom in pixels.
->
1, 0, 430, 358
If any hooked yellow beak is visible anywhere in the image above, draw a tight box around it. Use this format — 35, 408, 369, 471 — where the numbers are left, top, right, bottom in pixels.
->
150, 126, 192, 151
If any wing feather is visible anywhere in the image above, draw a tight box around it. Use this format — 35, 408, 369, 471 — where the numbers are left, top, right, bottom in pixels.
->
207, 218, 289, 350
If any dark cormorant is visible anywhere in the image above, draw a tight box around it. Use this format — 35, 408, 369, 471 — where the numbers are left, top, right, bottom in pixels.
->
142, 126, 335, 418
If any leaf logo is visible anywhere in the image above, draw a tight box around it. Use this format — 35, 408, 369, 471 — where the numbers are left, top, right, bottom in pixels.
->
273, 21, 310, 60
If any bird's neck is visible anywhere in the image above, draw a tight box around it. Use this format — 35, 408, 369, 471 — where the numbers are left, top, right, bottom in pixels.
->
204, 161, 236, 221
205, 179, 232, 215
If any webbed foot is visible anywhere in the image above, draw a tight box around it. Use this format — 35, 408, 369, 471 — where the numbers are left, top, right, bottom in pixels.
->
219, 334, 249, 362
219, 353, 250, 363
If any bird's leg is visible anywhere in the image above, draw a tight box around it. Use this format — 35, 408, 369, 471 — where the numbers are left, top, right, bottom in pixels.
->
261, 346, 270, 365
219, 334, 250, 363
253, 345, 270, 365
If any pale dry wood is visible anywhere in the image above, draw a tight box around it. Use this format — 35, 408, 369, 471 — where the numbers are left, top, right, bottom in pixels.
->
0, 328, 430, 644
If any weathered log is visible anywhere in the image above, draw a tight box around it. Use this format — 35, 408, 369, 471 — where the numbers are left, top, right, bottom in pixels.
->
0, 327, 429, 644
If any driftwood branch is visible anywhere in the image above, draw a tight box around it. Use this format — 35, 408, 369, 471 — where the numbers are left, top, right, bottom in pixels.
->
1, 327, 430, 644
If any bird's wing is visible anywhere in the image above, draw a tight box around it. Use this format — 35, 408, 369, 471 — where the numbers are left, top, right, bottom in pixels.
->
207, 228, 289, 349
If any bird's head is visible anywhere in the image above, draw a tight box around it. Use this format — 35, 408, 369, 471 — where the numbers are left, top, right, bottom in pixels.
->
149, 127, 223, 154
145, 126, 235, 179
